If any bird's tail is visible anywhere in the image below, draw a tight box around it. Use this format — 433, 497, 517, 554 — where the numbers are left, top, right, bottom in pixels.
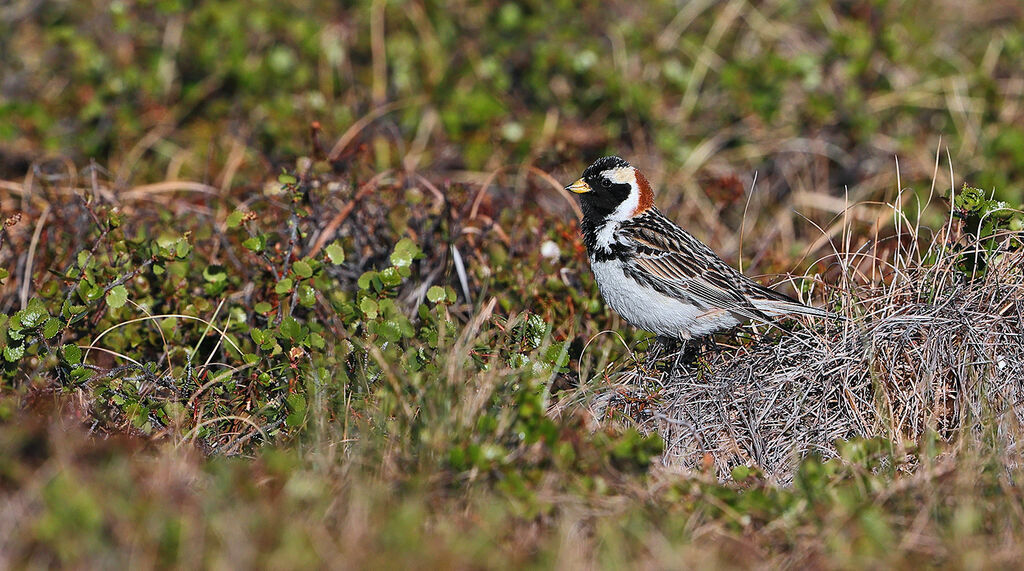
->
752, 298, 840, 319
743, 277, 842, 320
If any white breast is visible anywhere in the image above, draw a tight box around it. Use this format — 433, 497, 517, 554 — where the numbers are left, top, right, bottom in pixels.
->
590, 257, 743, 339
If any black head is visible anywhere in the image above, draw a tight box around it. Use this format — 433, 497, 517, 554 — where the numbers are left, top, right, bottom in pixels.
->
564, 156, 633, 218
565, 156, 652, 221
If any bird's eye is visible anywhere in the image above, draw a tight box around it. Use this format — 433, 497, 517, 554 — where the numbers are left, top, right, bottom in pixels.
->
600, 178, 612, 188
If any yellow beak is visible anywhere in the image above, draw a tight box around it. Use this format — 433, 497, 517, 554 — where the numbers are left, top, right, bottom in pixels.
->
565, 178, 592, 194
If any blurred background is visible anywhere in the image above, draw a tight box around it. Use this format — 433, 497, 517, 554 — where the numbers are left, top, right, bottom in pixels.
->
3, 0, 1022, 204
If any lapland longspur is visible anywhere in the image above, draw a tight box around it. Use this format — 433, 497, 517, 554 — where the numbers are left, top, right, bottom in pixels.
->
565, 156, 832, 342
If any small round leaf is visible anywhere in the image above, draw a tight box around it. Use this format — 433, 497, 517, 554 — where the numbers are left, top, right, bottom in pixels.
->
427, 285, 446, 304
106, 285, 129, 309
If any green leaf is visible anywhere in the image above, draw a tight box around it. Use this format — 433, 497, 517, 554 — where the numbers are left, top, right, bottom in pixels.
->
285, 393, 306, 427
357, 271, 377, 291
298, 284, 316, 307
543, 341, 570, 369
62, 344, 82, 365
292, 260, 313, 278
275, 278, 293, 295
14, 298, 48, 329
251, 328, 266, 345
175, 239, 190, 258
63, 303, 87, 319
378, 266, 403, 287
242, 235, 266, 252
3, 344, 24, 362
226, 210, 244, 229
360, 298, 378, 319
308, 332, 325, 349
325, 242, 345, 265
278, 172, 298, 185
106, 285, 129, 309
375, 320, 402, 342
107, 210, 124, 228
42, 318, 61, 339
390, 238, 420, 268
82, 282, 104, 301
203, 264, 228, 283
254, 301, 272, 314
279, 317, 306, 342
70, 366, 92, 382
0, 268, 8, 281
427, 285, 447, 304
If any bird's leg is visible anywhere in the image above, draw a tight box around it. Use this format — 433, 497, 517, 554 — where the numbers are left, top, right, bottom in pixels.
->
666, 337, 690, 381
648, 336, 679, 378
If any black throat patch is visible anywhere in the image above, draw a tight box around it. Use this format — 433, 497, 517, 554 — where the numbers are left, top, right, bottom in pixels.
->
574, 156, 635, 260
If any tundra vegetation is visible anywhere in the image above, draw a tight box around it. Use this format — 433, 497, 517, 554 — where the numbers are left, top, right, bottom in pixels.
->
1, 1, 1023, 567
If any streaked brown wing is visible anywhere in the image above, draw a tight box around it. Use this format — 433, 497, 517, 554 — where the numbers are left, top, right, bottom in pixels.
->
622, 212, 769, 319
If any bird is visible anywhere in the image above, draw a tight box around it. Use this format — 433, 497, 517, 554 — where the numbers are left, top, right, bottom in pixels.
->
565, 155, 833, 348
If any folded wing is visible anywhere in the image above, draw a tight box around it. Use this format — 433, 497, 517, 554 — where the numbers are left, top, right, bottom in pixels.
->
621, 211, 833, 321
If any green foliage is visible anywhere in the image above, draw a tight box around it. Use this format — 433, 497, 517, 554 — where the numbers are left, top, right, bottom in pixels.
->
0, 160, 629, 479
3, 298, 60, 368
4, 0, 1024, 191
951, 183, 1024, 276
